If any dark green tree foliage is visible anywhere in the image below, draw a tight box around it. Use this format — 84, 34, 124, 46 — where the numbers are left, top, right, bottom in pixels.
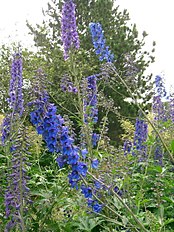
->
26, 0, 156, 145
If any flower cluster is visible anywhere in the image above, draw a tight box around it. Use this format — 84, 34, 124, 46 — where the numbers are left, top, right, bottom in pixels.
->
154, 139, 163, 166
152, 75, 168, 166
9, 53, 24, 116
60, 75, 77, 93
123, 140, 132, 156
31, 103, 62, 152
2, 52, 31, 231
153, 75, 167, 122
83, 75, 98, 124
61, 0, 80, 60
89, 22, 114, 62
5, 127, 31, 231
133, 118, 148, 161
55, 117, 102, 212
169, 93, 174, 123
1, 116, 11, 144
1, 53, 24, 144
154, 75, 167, 98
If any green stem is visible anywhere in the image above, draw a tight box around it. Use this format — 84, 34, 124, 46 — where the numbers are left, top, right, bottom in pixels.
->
49, 92, 81, 121
80, 175, 123, 219
19, 131, 26, 232
97, 111, 109, 151
88, 171, 148, 232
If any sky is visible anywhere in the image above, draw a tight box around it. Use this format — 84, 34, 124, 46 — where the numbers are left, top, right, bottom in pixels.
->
0, 0, 174, 91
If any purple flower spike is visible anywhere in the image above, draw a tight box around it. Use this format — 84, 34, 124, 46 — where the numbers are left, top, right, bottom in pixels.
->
133, 118, 148, 161
153, 75, 167, 122
9, 53, 24, 116
83, 75, 98, 124
61, 0, 80, 59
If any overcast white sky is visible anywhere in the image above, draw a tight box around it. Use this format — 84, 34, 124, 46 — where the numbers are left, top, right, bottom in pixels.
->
0, 0, 174, 91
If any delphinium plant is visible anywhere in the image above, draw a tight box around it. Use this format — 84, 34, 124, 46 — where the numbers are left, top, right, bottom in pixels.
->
1, 52, 31, 231
152, 74, 168, 166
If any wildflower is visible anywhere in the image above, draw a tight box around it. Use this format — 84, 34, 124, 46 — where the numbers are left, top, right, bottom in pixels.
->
83, 75, 98, 124
61, 0, 80, 59
29, 69, 105, 214
94, 181, 102, 190
2, 52, 31, 231
81, 185, 93, 198
133, 117, 148, 161
89, 22, 114, 62
1, 53, 24, 144
91, 159, 99, 169
152, 75, 167, 166
81, 148, 88, 158
9, 53, 24, 115
114, 186, 123, 197
123, 140, 132, 156
92, 133, 100, 147
60, 74, 78, 93
154, 140, 163, 166
1, 116, 11, 144
153, 75, 167, 122
87, 199, 103, 213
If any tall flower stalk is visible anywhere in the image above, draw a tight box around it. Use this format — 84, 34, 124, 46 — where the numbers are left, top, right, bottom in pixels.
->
153, 75, 167, 122
83, 75, 98, 124
89, 22, 114, 62
152, 75, 167, 165
2, 52, 30, 232
2, 53, 24, 144
133, 117, 148, 161
29, 69, 103, 213
61, 0, 80, 60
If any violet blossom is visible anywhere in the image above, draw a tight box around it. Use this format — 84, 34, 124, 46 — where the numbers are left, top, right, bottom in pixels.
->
61, 0, 80, 60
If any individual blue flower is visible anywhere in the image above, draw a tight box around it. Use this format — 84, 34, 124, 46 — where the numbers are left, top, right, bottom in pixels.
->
81, 148, 88, 158
68, 152, 79, 165
60, 75, 78, 93
72, 162, 88, 176
92, 201, 103, 213
89, 22, 114, 62
56, 155, 67, 168
92, 133, 100, 147
114, 186, 123, 197
87, 199, 103, 213
94, 181, 102, 190
68, 170, 80, 181
81, 185, 93, 198
91, 159, 99, 169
